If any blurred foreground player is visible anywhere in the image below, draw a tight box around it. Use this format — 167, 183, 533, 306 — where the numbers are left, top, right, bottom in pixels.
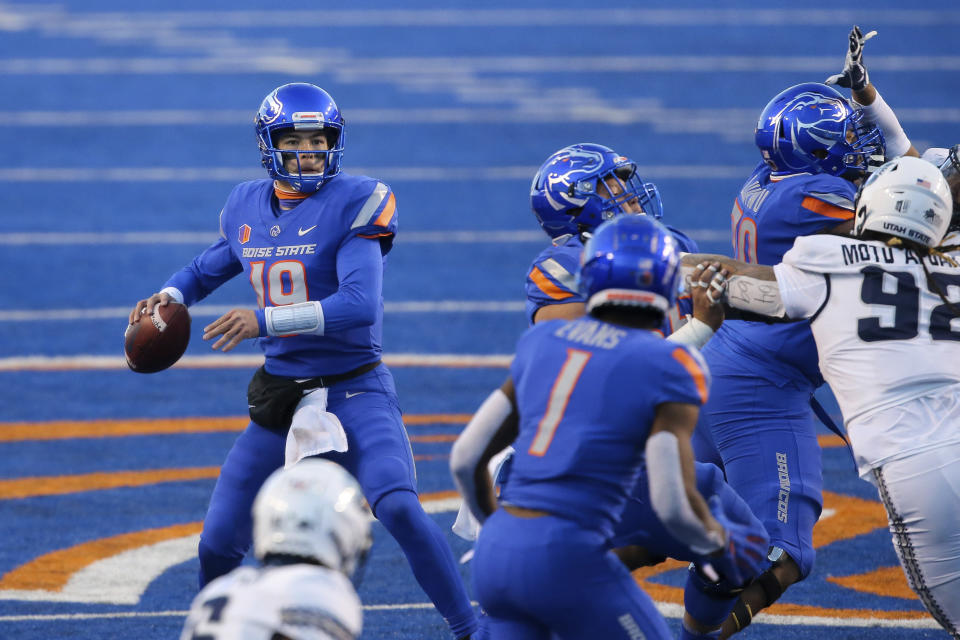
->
180, 459, 371, 640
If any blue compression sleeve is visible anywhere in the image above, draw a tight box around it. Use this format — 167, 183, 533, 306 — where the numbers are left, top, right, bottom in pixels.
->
316, 235, 384, 332
164, 236, 243, 306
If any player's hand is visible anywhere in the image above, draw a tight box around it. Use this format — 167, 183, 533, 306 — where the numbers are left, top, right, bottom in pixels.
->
701, 496, 770, 587
203, 309, 259, 352
689, 261, 729, 330
129, 292, 172, 325
825, 25, 877, 91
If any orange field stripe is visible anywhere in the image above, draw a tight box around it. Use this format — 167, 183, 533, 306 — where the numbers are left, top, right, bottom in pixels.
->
404, 413, 471, 425
0, 417, 247, 442
632, 489, 928, 613
0, 521, 203, 591
409, 434, 457, 443
0, 490, 459, 591
818, 434, 847, 448
0, 463, 459, 500
0, 467, 220, 500
0, 414, 474, 443
828, 566, 917, 601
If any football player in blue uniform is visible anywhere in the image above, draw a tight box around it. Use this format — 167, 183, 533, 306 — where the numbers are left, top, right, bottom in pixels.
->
526, 144, 768, 639
451, 215, 768, 640
688, 82, 886, 637
129, 83, 477, 640
526, 143, 701, 334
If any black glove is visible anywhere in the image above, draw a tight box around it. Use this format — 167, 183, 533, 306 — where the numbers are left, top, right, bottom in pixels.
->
825, 25, 877, 92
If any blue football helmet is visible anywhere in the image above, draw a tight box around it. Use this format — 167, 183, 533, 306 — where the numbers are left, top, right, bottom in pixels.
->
255, 83, 345, 192
755, 82, 885, 177
530, 143, 663, 239
578, 214, 681, 315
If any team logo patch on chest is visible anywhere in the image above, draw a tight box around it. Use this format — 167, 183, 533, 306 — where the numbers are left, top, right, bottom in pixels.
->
270, 225, 281, 237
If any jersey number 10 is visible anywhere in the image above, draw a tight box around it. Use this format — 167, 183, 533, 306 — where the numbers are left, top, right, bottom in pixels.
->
249, 260, 309, 308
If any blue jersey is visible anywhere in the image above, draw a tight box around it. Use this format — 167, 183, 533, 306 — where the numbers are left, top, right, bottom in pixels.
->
501, 317, 709, 539
719, 162, 856, 387
524, 226, 698, 332
164, 174, 398, 377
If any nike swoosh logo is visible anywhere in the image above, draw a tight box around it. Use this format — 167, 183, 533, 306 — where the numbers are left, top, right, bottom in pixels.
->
298, 225, 317, 236
345, 391, 367, 399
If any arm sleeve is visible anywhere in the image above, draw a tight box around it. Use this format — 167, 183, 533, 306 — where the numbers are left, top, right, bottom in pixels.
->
317, 234, 384, 333
162, 236, 243, 306
775, 236, 836, 319
646, 431, 724, 555
773, 261, 828, 320
855, 91, 912, 158
450, 388, 516, 524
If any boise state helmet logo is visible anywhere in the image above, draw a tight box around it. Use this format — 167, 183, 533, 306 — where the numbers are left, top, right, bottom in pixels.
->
783, 92, 847, 148
543, 149, 604, 211
259, 90, 283, 125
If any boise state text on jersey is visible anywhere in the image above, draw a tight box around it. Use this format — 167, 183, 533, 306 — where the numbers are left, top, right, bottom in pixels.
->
163, 174, 397, 377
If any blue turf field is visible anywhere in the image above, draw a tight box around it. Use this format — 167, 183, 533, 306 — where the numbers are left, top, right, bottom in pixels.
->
1, 1, 959, 638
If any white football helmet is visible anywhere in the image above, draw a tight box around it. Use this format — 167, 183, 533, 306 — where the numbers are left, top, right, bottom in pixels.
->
853, 155, 953, 248
252, 459, 372, 576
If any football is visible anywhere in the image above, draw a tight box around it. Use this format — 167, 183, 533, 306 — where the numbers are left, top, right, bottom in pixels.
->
124, 302, 191, 373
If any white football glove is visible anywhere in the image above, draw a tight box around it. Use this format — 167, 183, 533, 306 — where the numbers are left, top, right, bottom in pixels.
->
825, 25, 877, 92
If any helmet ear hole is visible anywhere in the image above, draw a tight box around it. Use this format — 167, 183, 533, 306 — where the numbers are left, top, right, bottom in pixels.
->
812, 149, 828, 160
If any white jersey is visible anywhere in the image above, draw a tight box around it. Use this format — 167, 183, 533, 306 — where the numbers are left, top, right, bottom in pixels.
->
180, 564, 362, 640
773, 235, 960, 474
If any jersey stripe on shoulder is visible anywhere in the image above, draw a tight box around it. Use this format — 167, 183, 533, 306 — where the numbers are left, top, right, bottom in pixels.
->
540, 258, 577, 291
529, 266, 575, 300
350, 182, 392, 229
801, 195, 853, 220
670, 347, 709, 404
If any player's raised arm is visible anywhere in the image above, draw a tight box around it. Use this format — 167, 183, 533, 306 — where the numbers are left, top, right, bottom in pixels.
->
450, 378, 519, 524
825, 25, 919, 158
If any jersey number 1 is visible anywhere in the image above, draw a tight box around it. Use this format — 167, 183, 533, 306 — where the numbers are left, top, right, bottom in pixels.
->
528, 349, 592, 457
